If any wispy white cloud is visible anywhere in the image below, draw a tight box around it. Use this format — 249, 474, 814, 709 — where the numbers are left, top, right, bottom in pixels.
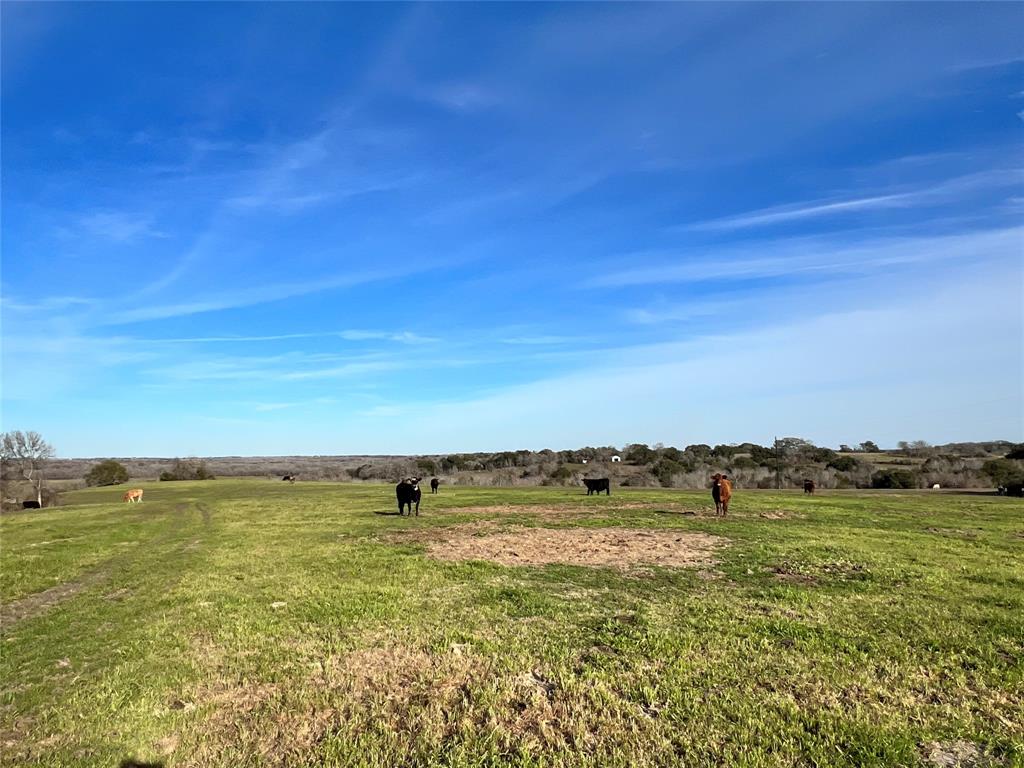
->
99, 267, 429, 325
424, 82, 500, 112
361, 268, 1022, 451
337, 330, 438, 344
2, 294, 97, 313
137, 329, 438, 344
76, 211, 167, 242
689, 168, 1023, 231
586, 226, 1022, 288
692, 194, 913, 231
499, 335, 585, 346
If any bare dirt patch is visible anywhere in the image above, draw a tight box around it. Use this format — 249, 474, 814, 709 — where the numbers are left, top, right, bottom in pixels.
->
406, 525, 726, 570
439, 503, 713, 520
921, 740, 1005, 767
759, 510, 803, 520
0, 569, 111, 630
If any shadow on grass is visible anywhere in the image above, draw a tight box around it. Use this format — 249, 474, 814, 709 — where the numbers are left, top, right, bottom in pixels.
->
120, 759, 164, 768
373, 510, 404, 516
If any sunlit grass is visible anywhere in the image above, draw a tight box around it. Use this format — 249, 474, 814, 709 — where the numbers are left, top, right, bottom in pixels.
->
2, 480, 1021, 767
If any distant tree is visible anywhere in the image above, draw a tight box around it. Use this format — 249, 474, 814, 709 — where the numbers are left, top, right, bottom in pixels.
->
712, 444, 737, 459
159, 457, 214, 481
897, 441, 911, 454
806, 447, 838, 464
661, 446, 683, 463
549, 465, 573, 481
828, 456, 860, 472
685, 444, 712, 460
839, 444, 854, 453
625, 443, 658, 465
85, 460, 129, 487
871, 469, 918, 489
859, 441, 880, 453
981, 459, 1024, 487
416, 458, 437, 475
652, 458, 685, 487
1, 430, 55, 506
1005, 444, 1024, 460
741, 443, 776, 466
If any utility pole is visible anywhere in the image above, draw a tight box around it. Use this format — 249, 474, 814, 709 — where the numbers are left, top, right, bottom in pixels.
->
775, 436, 782, 490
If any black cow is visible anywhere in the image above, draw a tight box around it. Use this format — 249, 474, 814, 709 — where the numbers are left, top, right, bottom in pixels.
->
430, 478, 440, 494
803, 480, 816, 494
396, 477, 422, 515
282, 475, 297, 483
583, 478, 610, 496
22, 500, 41, 509
1005, 483, 1024, 498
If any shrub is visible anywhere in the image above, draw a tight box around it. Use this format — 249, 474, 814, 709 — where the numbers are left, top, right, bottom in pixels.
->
1005, 445, 1024, 460
625, 444, 658, 465
549, 465, 573, 481
159, 458, 215, 481
416, 458, 437, 475
871, 469, 917, 489
652, 458, 684, 487
84, 459, 129, 487
827, 456, 859, 472
981, 459, 1024, 487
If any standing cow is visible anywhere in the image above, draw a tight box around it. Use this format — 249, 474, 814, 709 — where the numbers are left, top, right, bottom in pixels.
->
430, 478, 440, 494
711, 474, 732, 516
803, 480, 816, 494
396, 477, 422, 516
583, 478, 611, 496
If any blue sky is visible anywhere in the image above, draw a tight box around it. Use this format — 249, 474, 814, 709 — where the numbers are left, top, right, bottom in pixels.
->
2, 2, 1022, 457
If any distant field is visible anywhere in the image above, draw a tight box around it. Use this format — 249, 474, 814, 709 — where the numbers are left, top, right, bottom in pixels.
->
2, 481, 1022, 767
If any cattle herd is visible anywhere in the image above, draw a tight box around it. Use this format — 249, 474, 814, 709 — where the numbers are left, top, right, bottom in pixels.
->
14, 471, 1022, 513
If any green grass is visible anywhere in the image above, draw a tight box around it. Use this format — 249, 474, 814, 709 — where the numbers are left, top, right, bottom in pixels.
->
1, 480, 1022, 767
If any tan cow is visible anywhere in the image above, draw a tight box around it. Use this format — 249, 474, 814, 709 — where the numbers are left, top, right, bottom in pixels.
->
123, 488, 144, 503
711, 474, 732, 516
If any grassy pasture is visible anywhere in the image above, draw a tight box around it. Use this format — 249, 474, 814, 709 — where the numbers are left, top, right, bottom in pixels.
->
1, 481, 1021, 767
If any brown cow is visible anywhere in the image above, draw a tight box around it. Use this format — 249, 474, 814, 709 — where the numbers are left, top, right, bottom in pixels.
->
123, 488, 144, 504
711, 474, 732, 516
803, 480, 815, 494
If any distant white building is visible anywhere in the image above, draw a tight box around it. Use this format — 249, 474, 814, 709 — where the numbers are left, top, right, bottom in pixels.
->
611, 455, 621, 463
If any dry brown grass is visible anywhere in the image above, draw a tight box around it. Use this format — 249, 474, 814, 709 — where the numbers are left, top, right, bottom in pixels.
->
397, 524, 726, 570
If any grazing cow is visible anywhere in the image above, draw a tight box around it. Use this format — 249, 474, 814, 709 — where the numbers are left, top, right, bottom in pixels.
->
803, 480, 816, 494
282, 475, 297, 483
583, 478, 610, 496
123, 488, 144, 504
22, 500, 41, 509
1006, 483, 1024, 498
430, 478, 440, 494
396, 477, 422, 515
711, 474, 732, 515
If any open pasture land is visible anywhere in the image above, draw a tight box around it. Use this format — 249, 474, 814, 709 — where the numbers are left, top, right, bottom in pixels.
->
1, 481, 1022, 767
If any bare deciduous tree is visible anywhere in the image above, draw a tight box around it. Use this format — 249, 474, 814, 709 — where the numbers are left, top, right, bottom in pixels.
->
1, 430, 55, 506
